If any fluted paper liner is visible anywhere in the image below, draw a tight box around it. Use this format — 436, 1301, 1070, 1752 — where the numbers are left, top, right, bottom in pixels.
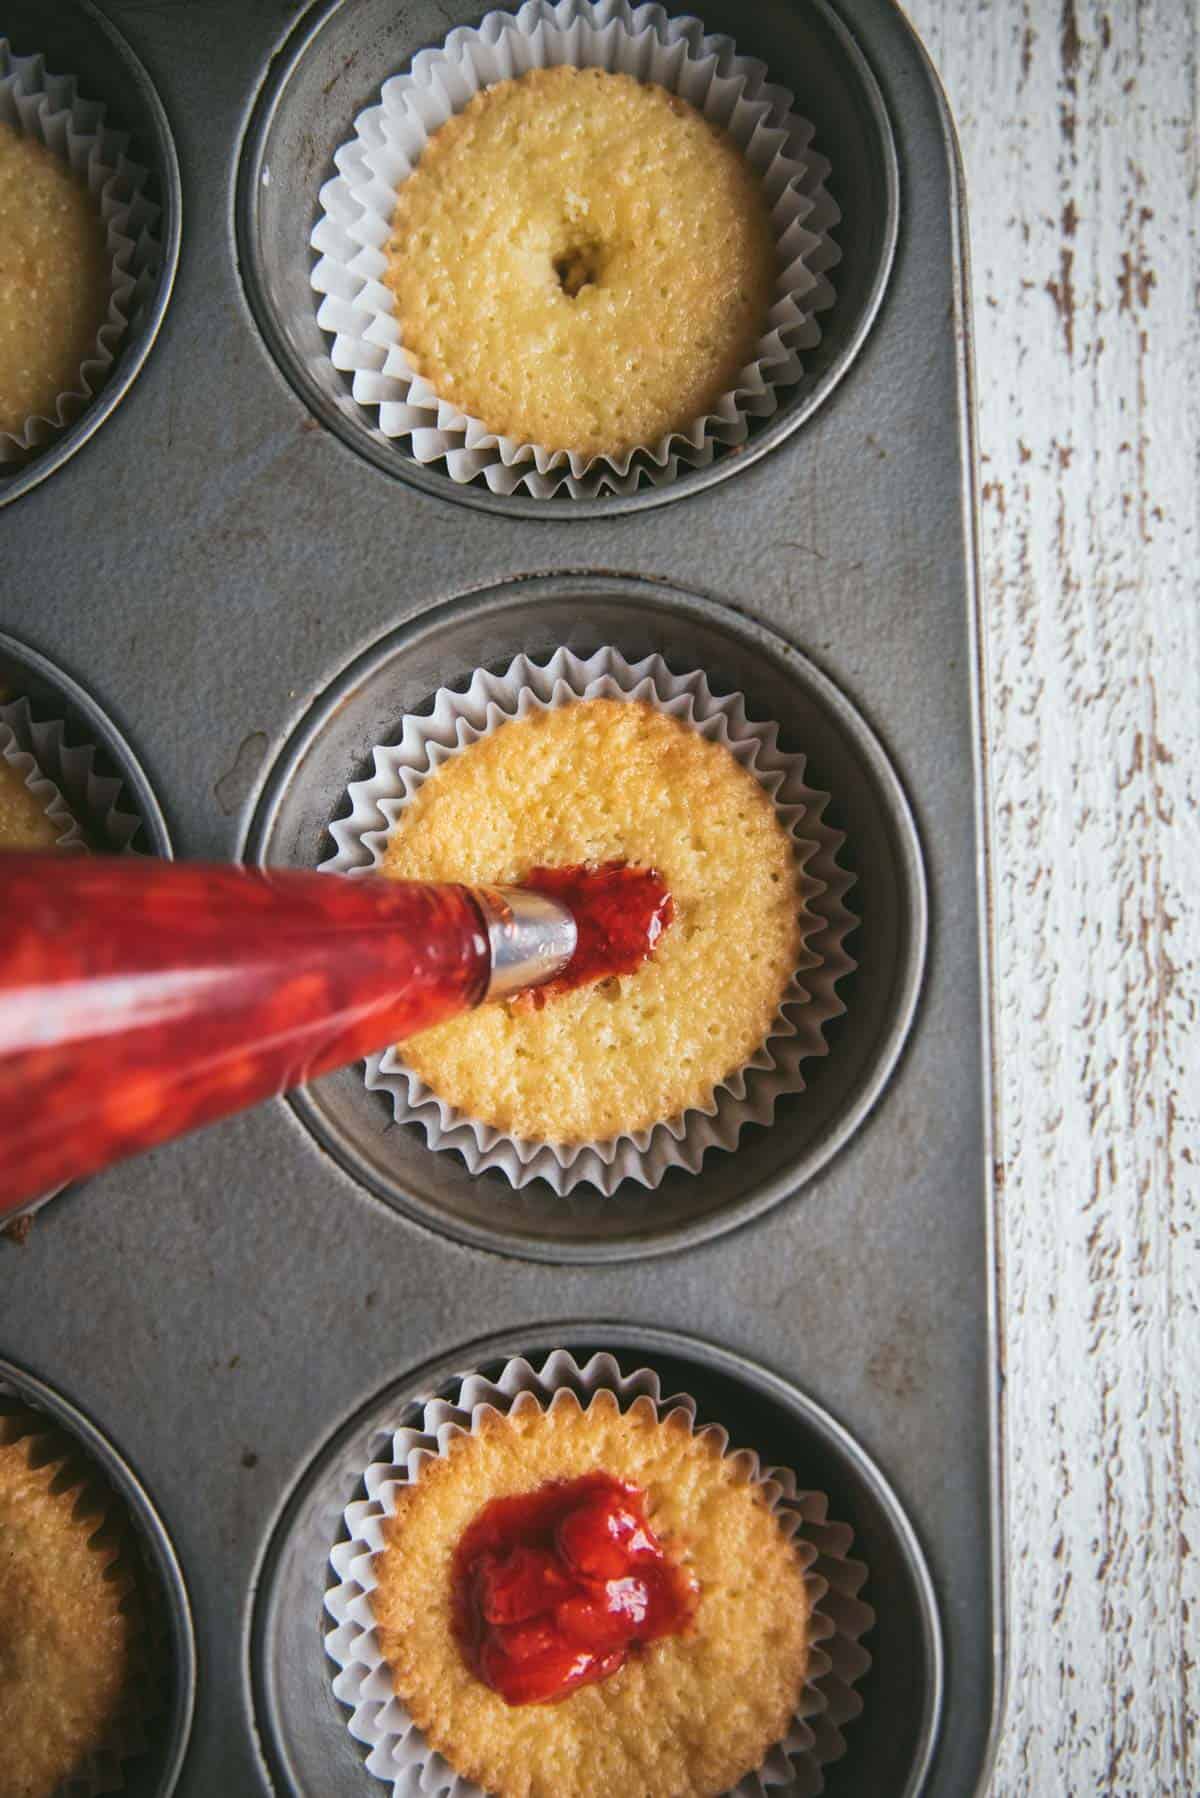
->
0, 720, 84, 852
322, 647, 857, 1194
0, 1385, 154, 1796
0, 39, 161, 464
0, 694, 145, 856
325, 1349, 873, 1797
311, 0, 839, 498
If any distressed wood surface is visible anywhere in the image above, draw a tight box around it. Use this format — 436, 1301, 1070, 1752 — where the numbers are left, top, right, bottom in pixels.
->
903, 1, 1199, 1791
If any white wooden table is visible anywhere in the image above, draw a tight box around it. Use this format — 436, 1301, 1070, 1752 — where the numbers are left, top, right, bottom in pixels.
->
903, 2, 1198, 1790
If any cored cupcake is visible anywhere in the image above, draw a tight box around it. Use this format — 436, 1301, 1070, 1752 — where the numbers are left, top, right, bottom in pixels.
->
385, 67, 776, 463
324, 648, 856, 1191
312, 0, 838, 497
326, 1352, 874, 1798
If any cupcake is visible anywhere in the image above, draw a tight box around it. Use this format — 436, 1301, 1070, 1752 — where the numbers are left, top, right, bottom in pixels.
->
325, 648, 856, 1190
312, 0, 837, 497
0, 119, 110, 443
376, 1391, 810, 1796
0, 38, 161, 465
382, 697, 804, 1145
327, 1353, 873, 1798
0, 1407, 142, 1798
386, 67, 776, 461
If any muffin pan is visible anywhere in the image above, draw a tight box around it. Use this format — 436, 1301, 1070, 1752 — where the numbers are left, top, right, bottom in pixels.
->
0, 0, 1002, 1794
0, 1355, 196, 1798
0, 0, 180, 509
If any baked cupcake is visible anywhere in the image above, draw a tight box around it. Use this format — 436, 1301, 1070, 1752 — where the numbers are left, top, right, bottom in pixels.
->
0, 1407, 142, 1798
327, 1353, 874, 1798
0, 118, 110, 443
385, 67, 776, 460
0, 38, 162, 467
382, 696, 803, 1144
312, 0, 837, 497
372, 1390, 812, 1798
325, 647, 856, 1191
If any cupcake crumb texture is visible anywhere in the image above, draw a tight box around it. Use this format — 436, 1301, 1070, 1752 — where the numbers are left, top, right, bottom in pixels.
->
0, 1409, 139, 1798
383, 697, 805, 1143
0, 121, 109, 439
385, 67, 775, 458
373, 1389, 812, 1798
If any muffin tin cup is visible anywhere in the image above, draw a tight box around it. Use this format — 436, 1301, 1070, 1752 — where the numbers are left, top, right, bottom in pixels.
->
243, 575, 925, 1258
0, 1360, 195, 1798
310, 0, 838, 498
321, 645, 856, 1194
0, 37, 161, 464
0, 719, 86, 851
324, 1347, 873, 1797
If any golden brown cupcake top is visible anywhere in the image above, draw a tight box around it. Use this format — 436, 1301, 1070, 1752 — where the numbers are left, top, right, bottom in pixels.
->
382, 698, 805, 1143
385, 67, 775, 457
0, 1410, 138, 1798
0, 122, 109, 439
373, 1389, 812, 1798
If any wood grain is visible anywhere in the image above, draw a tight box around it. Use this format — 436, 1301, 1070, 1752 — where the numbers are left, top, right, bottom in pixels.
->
903, 0, 1199, 1789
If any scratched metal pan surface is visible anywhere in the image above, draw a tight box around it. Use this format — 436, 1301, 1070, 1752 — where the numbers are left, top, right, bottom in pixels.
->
0, 0, 1002, 1795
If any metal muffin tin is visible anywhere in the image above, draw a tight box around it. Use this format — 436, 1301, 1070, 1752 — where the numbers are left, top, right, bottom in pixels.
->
0, 0, 1003, 1794
0, 1355, 196, 1798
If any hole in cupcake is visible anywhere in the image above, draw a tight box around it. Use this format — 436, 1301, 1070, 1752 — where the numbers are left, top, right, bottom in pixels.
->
553, 244, 602, 298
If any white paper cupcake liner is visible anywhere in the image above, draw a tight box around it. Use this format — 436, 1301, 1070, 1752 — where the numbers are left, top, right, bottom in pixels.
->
326, 1349, 873, 1798
0, 720, 84, 852
0, 694, 145, 855
322, 646, 857, 1195
0, 39, 161, 464
0, 1386, 154, 1796
311, 0, 839, 498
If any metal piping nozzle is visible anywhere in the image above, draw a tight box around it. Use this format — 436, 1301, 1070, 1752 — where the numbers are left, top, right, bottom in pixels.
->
473, 885, 578, 1001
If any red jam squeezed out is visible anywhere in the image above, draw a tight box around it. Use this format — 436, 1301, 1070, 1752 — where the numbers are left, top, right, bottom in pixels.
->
514, 861, 673, 1006
0, 857, 493, 1212
452, 1471, 698, 1706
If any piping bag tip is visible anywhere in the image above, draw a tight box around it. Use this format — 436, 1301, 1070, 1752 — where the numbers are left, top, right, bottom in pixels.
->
475, 886, 578, 1001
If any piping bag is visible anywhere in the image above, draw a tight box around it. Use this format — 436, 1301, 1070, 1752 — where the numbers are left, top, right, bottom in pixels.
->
0, 855, 668, 1214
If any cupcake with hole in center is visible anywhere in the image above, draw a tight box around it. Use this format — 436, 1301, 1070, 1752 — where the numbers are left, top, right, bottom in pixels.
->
311, 0, 838, 497
385, 66, 777, 463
